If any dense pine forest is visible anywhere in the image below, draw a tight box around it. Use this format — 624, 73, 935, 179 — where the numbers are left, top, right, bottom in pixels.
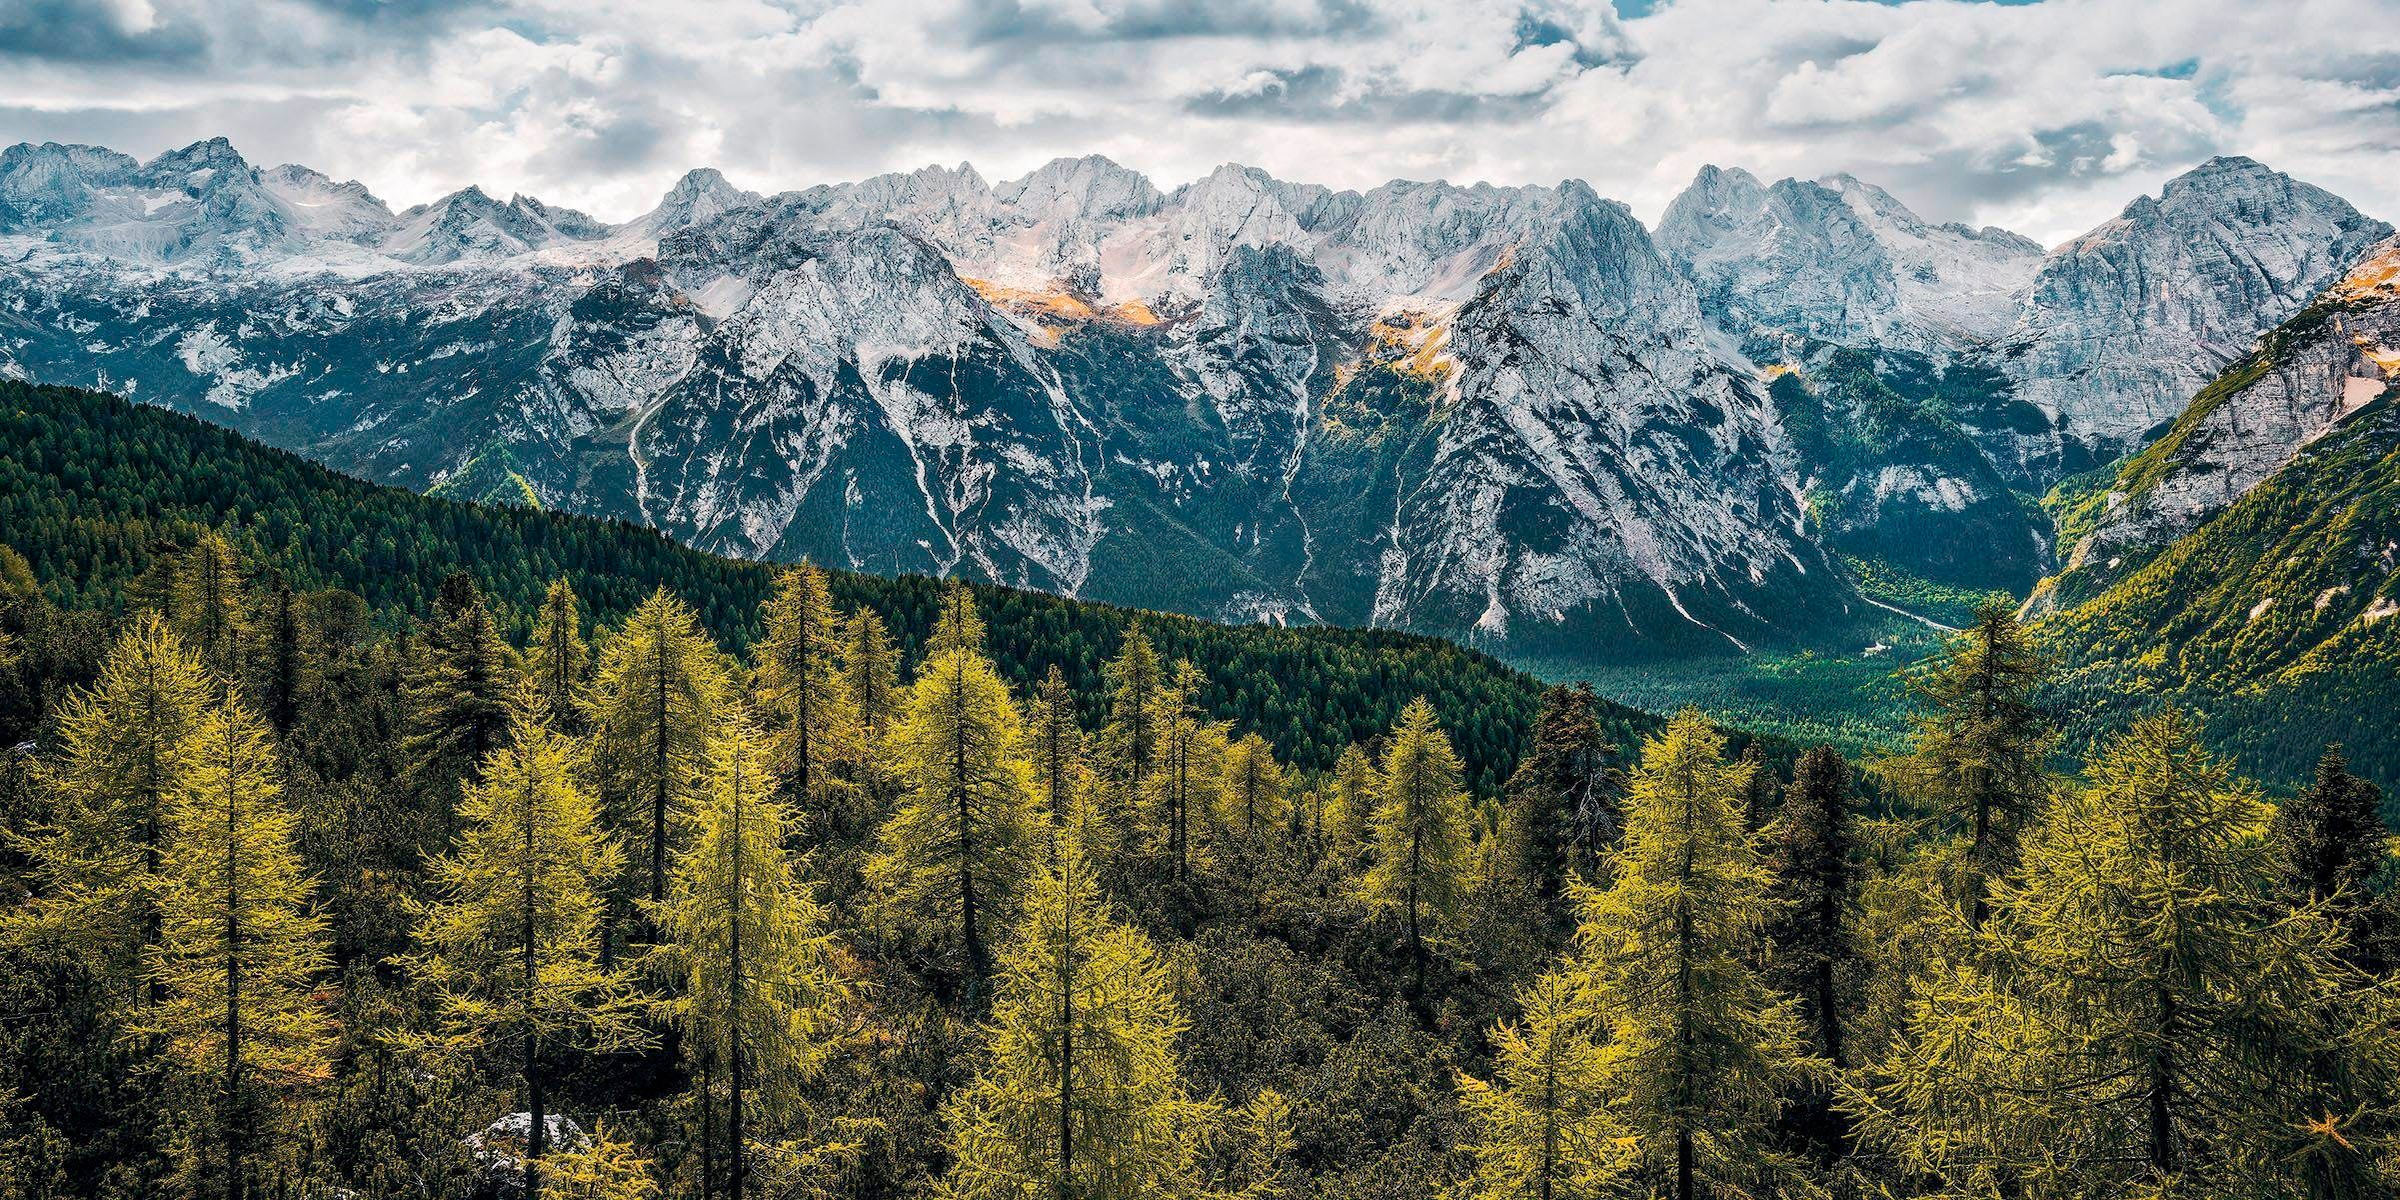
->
4, 381, 2400, 1200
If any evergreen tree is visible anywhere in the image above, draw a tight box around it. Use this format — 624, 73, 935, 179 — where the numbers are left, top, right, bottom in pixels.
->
1455, 970, 1627, 1200
1026, 666, 1086, 828
524, 578, 591, 734
1762, 746, 1859, 1069
1359, 698, 1472, 1001
142, 695, 335, 1200
167, 530, 251, 682
585, 588, 731, 905
400, 573, 518, 840
1502, 684, 1612, 908
404, 689, 648, 1200
941, 815, 1216, 1200
14, 614, 214, 999
1863, 711, 2400, 1196
1886, 598, 2054, 928
2274, 745, 2390, 963
1575, 709, 1815, 1200
1218, 733, 1288, 846
866, 602, 1039, 999
651, 716, 846, 1200
754, 563, 856, 810
253, 575, 304, 736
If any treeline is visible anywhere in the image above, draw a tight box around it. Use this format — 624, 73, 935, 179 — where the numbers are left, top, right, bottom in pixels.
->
0, 379, 1580, 790
5, 519, 2399, 1200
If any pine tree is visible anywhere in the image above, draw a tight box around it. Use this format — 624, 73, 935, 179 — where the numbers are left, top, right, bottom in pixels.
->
253, 575, 304, 735
940, 815, 1216, 1200
404, 689, 648, 1200
585, 588, 730, 906
1218, 734, 1288, 846
2274, 745, 2389, 964
866, 601, 1039, 999
1455, 970, 1628, 1200
1885, 598, 2054, 928
1026, 666, 1086, 828
650, 716, 847, 1200
1098, 625, 1166, 789
13, 614, 214, 999
1762, 746, 1859, 1069
1575, 709, 1815, 1200
167, 530, 250, 681
401, 573, 518, 840
839, 608, 902, 748
1359, 698, 1472, 1001
1861, 711, 2400, 1196
1502, 685, 1612, 908
142, 695, 335, 1200
754, 563, 856, 811
524, 578, 591, 734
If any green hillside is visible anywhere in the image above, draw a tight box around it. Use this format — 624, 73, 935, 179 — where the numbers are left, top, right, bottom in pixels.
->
0, 379, 1613, 789
2037, 391, 2400, 791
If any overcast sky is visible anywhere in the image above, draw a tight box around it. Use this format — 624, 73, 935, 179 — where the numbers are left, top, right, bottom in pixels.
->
4, 0, 2396, 246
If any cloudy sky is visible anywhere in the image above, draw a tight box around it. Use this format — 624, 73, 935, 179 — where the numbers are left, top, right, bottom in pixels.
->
4, 0, 2396, 246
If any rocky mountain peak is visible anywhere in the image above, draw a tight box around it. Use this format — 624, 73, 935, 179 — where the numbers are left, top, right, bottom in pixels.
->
994, 154, 1162, 223
2002, 156, 2391, 466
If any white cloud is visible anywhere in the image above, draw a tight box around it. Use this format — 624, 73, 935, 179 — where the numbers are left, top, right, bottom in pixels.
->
0, 0, 2393, 245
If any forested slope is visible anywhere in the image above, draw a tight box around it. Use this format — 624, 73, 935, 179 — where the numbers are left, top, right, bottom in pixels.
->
0, 380, 1596, 787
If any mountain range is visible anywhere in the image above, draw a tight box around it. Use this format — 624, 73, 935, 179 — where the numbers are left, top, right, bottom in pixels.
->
1, 137, 2389, 668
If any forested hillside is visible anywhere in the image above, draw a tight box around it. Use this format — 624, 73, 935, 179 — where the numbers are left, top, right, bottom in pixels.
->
0, 380, 1572, 790
4, 382, 2400, 1200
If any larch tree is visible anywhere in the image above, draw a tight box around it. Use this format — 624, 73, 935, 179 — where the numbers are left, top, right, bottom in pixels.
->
1026, 666, 1087, 828
1885, 598, 2054, 928
1145, 661, 1225, 882
651, 716, 847, 1200
940, 813, 1216, 1200
1097, 625, 1166, 790
1502, 684, 1613, 909
1455, 970, 1628, 1200
142, 695, 335, 1200
1575, 709, 1815, 1200
1359, 698, 1473, 1000
1325, 743, 1377, 868
404, 689, 649, 1200
585, 587, 731, 906
1860, 711, 2400, 1197
925, 579, 988, 660
866, 591, 1039, 1000
14, 613, 215, 1001
754, 563, 857, 815
401, 573, 519, 843
1218, 733, 1289, 847
523, 578, 591, 733
167, 530, 251, 682
839, 608, 903, 749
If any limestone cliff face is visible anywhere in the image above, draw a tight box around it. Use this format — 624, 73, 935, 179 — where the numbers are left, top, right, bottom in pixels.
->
2046, 236, 2400, 601
3, 136, 2386, 663
1994, 157, 2389, 476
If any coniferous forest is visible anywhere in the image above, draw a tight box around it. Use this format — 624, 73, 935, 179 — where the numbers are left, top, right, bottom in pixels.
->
6, 384, 2400, 1200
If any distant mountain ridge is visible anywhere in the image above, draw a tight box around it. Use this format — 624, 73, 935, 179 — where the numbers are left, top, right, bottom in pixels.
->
0, 138, 2385, 667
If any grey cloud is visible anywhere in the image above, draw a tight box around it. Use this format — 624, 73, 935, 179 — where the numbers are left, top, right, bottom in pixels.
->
1185, 65, 1558, 125
0, 0, 211, 65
